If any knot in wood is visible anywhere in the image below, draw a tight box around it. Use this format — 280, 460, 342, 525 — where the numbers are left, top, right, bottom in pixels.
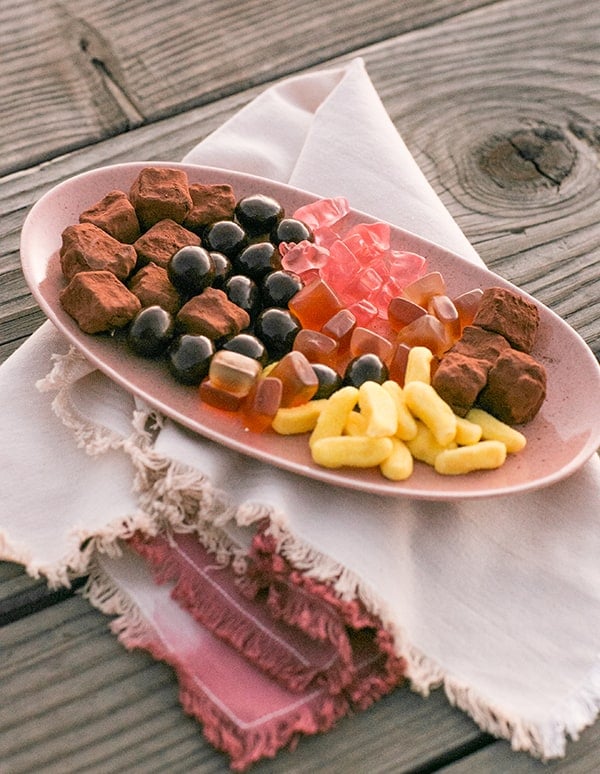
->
479, 124, 576, 188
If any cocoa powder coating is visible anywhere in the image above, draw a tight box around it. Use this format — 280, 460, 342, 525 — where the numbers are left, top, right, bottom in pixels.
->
177, 287, 250, 339
59, 270, 141, 334
59, 222, 138, 282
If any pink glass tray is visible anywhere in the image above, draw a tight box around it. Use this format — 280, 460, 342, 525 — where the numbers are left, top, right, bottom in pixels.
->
20, 162, 600, 500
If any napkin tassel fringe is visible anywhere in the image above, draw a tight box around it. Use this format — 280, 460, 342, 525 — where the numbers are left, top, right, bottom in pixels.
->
83, 550, 349, 772
442, 659, 600, 761
245, 526, 406, 705
127, 531, 348, 695
178, 671, 349, 772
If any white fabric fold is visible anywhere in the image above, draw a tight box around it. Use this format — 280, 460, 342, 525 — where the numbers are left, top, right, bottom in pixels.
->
2, 56, 600, 758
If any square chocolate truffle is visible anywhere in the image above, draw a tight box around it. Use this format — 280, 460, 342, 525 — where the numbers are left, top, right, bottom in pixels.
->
449, 325, 511, 366
128, 262, 181, 314
431, 352, 490, 417
60, 270, 141, 334
472, 287, 540, 353
60, 222, 137, 282
129, 167, 193, 229
177, 287, 250, 339
79, 190, 141, 243
183, 183, 236, 232
477, 349, 547, 424
133, 219, 201, 269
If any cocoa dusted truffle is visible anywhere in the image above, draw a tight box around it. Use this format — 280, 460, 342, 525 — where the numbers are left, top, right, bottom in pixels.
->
472, 286, 540, 353
449, 325, 510, 366
477, 349, 547, 425
59, 222, 137, 282
432, 352, 490, 417
183, 183, 236, 232
133, 219, 201, 269
128, 262, 181, 314
79, 190, 141, 243
59, 270, 141, 334
177, 287, 250, 339
129, 166, 193, 229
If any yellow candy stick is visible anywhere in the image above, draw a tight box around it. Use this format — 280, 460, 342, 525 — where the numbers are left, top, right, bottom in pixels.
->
309, 386, 359, 448
404, 380, 457, 446
434, 440, 507, 475
404, 346, 434, 385
454, 415, 483, 446
311, 436, 394, 468
406, 421, 456, 466
381, 381, 418, 441
272, 400, 328, 435
465, 408, 527, 453
358, 381, 398, 438
380, 437, 414, 480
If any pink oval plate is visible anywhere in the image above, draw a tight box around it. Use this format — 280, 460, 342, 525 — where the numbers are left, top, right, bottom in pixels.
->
20, 162, 600, 500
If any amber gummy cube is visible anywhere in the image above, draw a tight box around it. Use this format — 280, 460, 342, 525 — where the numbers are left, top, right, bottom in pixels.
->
320, 308, 356, 353
268, 351, 319, 407
350, 327, 393, 365
200, 380, 245, 411
387, 296, 426, 332
403, 271, 446, 307
428, 294, 461, 343
293, 329, 338, 366
242, 377, 283, 432
208, 350, 261, 397
395, 314, 450, 357
387, 342, 411, 386
288, 278, 344, 330
453, 288, 484, 329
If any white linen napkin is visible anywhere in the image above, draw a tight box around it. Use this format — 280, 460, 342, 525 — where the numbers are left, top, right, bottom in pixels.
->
2, 57, 600, 761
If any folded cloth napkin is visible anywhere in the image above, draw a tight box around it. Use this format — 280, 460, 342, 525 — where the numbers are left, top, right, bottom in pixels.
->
2, 58, 600, 769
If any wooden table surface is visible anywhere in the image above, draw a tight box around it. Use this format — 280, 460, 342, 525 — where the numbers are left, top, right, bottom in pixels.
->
1, 1, 599, 771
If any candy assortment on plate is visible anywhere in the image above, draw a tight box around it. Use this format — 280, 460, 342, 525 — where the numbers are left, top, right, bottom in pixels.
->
56, 167, 547, 480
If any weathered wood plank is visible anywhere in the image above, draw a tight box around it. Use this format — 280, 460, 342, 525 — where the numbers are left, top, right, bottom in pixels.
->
0, 595, 488, 773
0, 0, 494, 176
439, 727, 600, 774
0, 561, 84, 626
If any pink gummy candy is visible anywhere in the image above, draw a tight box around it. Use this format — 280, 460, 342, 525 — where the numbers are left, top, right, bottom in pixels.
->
281, 240, 330, 275
347, 298, 378, 327
342, 222, 391, 265
389, 251, 428, 286
293, 197, 350, 231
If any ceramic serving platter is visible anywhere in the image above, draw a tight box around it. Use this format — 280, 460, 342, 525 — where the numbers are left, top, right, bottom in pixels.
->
20, 162, 600, 500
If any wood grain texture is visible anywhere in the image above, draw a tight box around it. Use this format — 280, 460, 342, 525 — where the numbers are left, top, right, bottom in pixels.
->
0, 0, 491, 176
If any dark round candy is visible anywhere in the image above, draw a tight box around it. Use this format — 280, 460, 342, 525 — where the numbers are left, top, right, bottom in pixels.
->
270, 217, 313, 245
168, 245, 215, 296
261, 270, 303, 308
234, 194, 284, 236
343, 353, 389, 387
254, 307, 301, 361
234, 241, 280, 280
127, 306, 175, 357
203, 220, 248, 258
168, 334, 215, 385
224, 275, 262, 322
221, 333, 268, 367
311, 363, 343, 399
209, 251, 232, 289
